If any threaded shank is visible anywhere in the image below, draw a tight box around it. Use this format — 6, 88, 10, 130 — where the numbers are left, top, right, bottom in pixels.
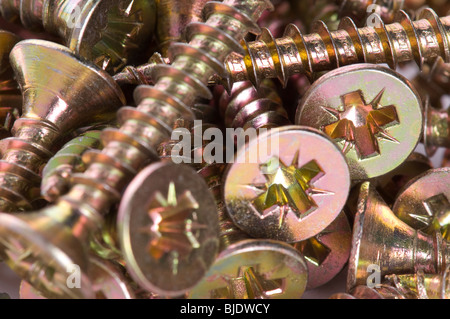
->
219, 80, 289, 130
61, 0, 273, 225
225, 9, 450, 87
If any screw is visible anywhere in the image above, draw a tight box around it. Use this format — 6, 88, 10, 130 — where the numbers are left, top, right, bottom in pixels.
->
330, 284, 408, 299
0, 0, 273, 299
393, 168, 450, 240
293, 210, 352, 289
386, 265, 450, 299
296, 64, 423, 181
221, 80, 350, 242
224, 8, 450, 88
117, 161, 219, 297
423, 97, 450, 156
0, 0, 156, 74
443, 149, 450, 167
336, 0, 414, 25
291, 0, 341, 32
347, 181, 450, 291
41, 130, 104, 202
375, 152, 433, 206
20, 257, 136, 299
156, 0, 210, 56
0, 40, 125, 212
156, 102, 310, 299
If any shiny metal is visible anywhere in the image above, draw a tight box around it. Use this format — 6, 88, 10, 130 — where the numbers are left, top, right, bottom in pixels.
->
0, 0, 273, 299
393, 168, 450, 239
224, 8, 450, 87
219, 80, 350, 242
423, 97, 450, 157
20, 257, 136, 299
188, 239, 308, 299
118, 162, 219, 297
376, 152, 433, 206
41, 130, 103, 202
293, 211, 351, 289
0, 0, 156, 74
0, 39, 125, 212
296, 64, 423, 181
347, 182, 450, 291
386, 265, 450, 299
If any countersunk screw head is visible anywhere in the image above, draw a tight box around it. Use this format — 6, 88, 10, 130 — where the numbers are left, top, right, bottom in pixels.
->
296, 64, 423, 181
223, 125, 350, 242
187, 239, 308, 299
118, 161, 219, 297
293, 210, 351, 289
393, 168, 450, 238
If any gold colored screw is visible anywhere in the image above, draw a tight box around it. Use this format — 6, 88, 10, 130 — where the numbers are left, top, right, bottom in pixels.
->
224, 8, 450, 87
386, 266, 450, 299
423, 97, 450, 157
0, 0, 156, 73
0, 0, 274, 299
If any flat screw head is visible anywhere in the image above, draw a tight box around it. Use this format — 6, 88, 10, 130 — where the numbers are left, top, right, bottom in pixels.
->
293, 210, 351, 289
223, 125, 350, 242
393, 168, 450, 237
188, 239, 308, 299
296, 64, 423, 181
118, 162, 219, 297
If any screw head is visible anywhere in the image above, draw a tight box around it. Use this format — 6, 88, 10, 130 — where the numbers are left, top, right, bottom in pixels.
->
118, 162, 219, 297
393, 168, 450, 235
68, 0, 156, 74
293, 210, 351, 289
296, 64, 423, 180
223, 125, 350, 242
0, 207, 94, 299
187, 239, 308, 299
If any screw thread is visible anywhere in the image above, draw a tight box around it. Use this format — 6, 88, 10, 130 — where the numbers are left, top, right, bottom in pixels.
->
225, 8, 450, 88
60, 0, 273, 232
219, 80, 289, 131
336, 0, 407, 25
40, 130, 103, 203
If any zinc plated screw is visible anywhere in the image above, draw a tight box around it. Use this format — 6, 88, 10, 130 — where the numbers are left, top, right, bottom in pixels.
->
0, 40, 125, 212
161, 109, 310, 299
20, 257, 136, 299
0, 0, 274, 299
393, 168, 450, 240
220, 80, 351, 243
375, 152, 433, 206
0, 0, 156, 74
296, 64, 423, 181
330, 285, 408, 299
0, 30, 21, 139
423, 97, 450, 156
347, 182, 450, 291
223, 8, 450, 88
386, 265, 450, 299
117, 161, 220, 297
41, 130, 104, 202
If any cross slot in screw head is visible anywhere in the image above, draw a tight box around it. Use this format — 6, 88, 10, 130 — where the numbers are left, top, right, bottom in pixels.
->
296, 64, 423, 180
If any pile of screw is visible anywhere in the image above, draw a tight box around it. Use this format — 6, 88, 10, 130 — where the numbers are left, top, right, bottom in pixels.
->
0, 0, 449, 299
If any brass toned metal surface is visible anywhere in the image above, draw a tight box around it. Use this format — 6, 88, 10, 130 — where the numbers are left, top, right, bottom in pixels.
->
0, 39, 125, 212
0, 0, 156, 74
223, 125, 350, 242
296, 64, 423, 181
347, 182, 450, 291
423, 97, 450, 157
118, 162, 219, 297
187, 239, 308, 299
293, 211, 352, 289
224, 8, 450, 87
393, 168, 450, 238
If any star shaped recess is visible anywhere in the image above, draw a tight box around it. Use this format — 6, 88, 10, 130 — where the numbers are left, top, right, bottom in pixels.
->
140, 182, 206, 275
210, 265, 285, 299
321, 89, 400, 159
249, 150, 333, 227
294, 235, 331, 267
408, 193, 450, 237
